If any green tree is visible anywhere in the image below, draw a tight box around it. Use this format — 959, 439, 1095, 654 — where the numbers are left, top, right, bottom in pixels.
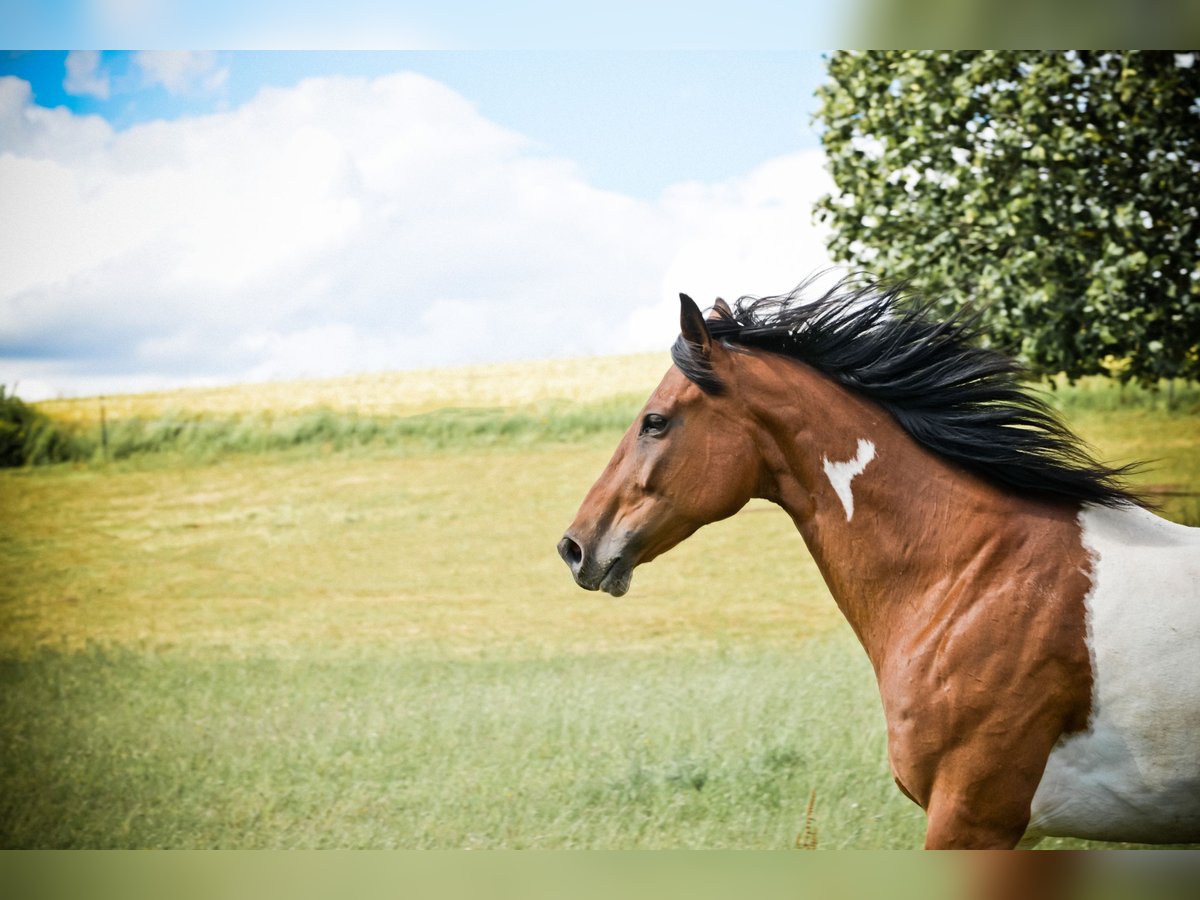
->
815, 51, 1200, 385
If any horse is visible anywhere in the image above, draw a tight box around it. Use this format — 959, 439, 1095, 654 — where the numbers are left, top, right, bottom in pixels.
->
557, 278, 1200, 849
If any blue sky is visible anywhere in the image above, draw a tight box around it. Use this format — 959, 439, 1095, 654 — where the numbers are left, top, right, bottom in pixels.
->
1, 2, 847, 50
1, 50, 837, 399
1, 51, 827, 200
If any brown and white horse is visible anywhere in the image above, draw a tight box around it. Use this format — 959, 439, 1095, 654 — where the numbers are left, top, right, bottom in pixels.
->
558, 280, 1200, 848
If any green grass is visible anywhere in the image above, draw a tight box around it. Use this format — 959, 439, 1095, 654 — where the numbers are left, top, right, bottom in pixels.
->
1, 372, 1197, 848
1048, 382, 1200, 525
0, 639, 923, 849
1043, 375, 1200, 415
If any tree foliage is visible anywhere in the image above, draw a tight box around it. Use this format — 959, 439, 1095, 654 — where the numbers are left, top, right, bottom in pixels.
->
815, 51, 1200, 384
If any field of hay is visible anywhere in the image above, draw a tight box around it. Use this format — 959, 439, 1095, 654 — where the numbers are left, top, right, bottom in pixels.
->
35, 353, 675, 424
2, 356, 1198, 848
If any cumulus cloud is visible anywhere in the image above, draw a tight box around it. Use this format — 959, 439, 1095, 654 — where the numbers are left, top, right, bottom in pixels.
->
134, 50, 229, 94
0, 71, 834, 399
619, 150, 837, 351
63, 50, 111, 99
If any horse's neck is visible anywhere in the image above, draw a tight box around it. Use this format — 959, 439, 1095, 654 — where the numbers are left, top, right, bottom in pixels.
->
740, 355, 1051, 667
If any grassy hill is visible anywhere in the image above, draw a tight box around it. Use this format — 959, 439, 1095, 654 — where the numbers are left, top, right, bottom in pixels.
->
20, 354, 673, 464
35, 353, 674, 423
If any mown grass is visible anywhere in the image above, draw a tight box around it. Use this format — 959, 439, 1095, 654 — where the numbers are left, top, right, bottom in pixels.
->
0, 441, 836, 659
1, 363, 1198, 849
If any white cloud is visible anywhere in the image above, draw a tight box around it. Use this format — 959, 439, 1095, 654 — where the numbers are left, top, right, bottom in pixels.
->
63, 50, 111, 99
0, 71, 835, 400
617, 150, 838, 352
134, 51, 229, 94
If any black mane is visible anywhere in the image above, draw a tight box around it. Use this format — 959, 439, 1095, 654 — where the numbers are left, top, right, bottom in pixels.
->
671, 276, 1143, 508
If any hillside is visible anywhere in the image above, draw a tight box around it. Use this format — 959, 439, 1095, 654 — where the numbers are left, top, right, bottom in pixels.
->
34, 353, 674, 424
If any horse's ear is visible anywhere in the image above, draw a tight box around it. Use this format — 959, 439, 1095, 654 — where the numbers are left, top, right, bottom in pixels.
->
710, 297, 732, 321
679, 293, 712, 358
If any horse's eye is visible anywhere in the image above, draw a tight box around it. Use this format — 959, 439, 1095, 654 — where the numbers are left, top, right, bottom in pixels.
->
640, 413, 669, 436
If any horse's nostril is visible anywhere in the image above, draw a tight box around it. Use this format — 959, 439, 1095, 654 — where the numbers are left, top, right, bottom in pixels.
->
558, 535, 584, 570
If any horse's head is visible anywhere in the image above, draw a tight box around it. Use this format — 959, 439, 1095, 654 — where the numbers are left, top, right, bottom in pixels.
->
558, 295, 764, 596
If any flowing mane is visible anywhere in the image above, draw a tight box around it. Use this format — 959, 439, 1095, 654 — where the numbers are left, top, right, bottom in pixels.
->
671, 276, 1142, 508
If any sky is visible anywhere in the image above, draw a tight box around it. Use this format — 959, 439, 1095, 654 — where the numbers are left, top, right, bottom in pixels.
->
0, 50, 838, 400
1, 2, 848, 50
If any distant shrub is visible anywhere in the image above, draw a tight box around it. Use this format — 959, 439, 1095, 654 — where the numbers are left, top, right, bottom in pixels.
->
0, 386, 83, 466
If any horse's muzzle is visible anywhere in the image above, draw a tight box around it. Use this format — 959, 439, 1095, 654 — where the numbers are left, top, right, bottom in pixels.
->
557, 533, 632, 597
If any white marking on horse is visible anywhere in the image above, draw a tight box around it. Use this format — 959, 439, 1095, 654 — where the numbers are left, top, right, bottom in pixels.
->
822, 438, 876, 521
1026, 503, 1200, 844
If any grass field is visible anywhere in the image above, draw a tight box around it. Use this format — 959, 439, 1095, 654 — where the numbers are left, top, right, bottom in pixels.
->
1, 357, 1198, 848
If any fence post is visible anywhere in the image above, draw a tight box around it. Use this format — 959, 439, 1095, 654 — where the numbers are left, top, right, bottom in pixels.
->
100, 398, 109, 460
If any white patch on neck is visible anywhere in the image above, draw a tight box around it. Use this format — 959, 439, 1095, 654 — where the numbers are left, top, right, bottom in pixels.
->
821, 438, 876, 521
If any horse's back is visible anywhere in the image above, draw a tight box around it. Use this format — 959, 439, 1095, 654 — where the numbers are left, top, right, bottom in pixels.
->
1027, 504, 1200, 844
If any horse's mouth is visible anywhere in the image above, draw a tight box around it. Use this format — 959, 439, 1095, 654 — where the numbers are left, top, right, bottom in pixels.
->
598, 559, 632, 597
